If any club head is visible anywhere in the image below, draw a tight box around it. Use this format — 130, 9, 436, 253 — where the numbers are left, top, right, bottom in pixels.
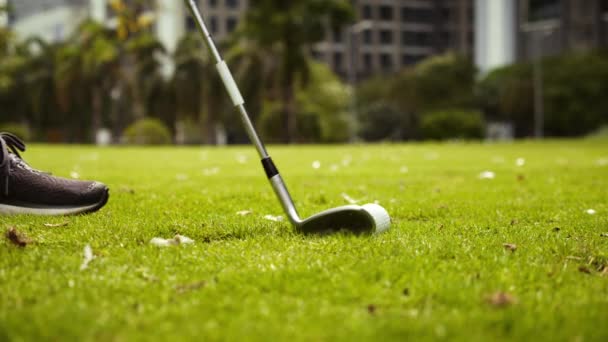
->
295, 203, 390, 235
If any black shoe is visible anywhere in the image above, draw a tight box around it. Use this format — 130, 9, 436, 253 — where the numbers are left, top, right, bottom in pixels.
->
0, 132, 109, 215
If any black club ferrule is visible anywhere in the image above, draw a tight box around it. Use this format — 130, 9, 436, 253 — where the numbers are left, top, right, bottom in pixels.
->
261, 157, 279, 179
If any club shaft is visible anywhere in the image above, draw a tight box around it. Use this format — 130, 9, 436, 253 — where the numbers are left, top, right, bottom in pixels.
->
185, 0, 268, 159
185, 0, 302, 224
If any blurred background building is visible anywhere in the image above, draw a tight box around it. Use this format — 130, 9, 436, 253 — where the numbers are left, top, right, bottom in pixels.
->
2, 0, 607, 77
0, 0, 88, 42
517, 0, 608, 61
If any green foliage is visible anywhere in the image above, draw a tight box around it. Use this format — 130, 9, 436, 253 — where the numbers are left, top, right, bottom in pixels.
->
410, 53, 477, 113
358, 103, 409, 141
542, 52, 608, 136
477, 51, 608, 137
297, 62, 351, 143
356, 53, 477, 141
259, 62, 350, 143
476, 63, 533, 136
241, 0, 354, 142
0, 122, 31, 140
123, 118, 172, 145
420, 110, 484, 140
586, 125, 608, 140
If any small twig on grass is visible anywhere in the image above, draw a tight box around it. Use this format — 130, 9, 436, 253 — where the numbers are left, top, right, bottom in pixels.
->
44, 222, 69, 228
175, 281, 206, 294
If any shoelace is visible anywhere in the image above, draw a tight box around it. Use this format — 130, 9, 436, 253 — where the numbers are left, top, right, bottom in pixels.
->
0, 132, 27, 196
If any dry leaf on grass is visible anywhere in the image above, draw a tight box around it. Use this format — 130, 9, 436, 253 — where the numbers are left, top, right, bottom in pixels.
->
175, 281, 206, 294
578, 266, 591, 274
150, 235, 195, 247
503, 243, 517, 252
367, 304, 377, 315
44, 222, 69, 228
485, 292, 517, 308
6, 227, 32, 247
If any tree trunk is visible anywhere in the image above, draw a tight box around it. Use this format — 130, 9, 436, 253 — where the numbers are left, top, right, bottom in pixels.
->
282, 72, 297, 144
203, 99, 217, 145
91, 83, 103, 142
123, 55, 145, 120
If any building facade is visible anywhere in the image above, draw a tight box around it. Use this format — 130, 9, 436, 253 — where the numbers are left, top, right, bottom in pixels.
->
517, 0, 608, 61
3, 0, 607, 78
1, 0, 88, 42
313, 0, 475, 79
475, 0, 608, 73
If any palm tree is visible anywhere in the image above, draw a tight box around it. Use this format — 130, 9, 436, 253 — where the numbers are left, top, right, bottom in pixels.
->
240, 0, 354, 143
173, 33, 228, 144
55, 20, 119, 141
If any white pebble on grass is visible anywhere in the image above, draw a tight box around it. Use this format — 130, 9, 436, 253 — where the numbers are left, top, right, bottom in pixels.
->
70, 171, 80, 179
150, 235, 195, 247
263, 215, 284, 222
479, 171, 496, 180
80, 245, 94, 271
586, 209, 597, 215
516, 158, 526, 167
312, 161, 321, 169
236, 154, 248, 164
491, 156, 506, 164
202, 167, 220, 176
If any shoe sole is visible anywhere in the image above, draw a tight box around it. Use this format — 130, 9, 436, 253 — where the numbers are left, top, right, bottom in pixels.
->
0, 188, 109, 216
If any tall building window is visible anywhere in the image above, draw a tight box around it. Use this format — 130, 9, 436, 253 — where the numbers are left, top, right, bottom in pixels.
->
363, 29, 373, 44
311, 50, 324, 61
528, 0, 561, 22
209, 16, 218, 34
226, 17, 238, 33
379, 5, 393, 21
332, 28, 343, 43
363, 53, 373, 70
333, 52, 344, 70
186, 16, 196, 31
401, 7, 432, 23
362, 5, 373, 20
226, 0, 239, 9
402, 31, 431, 46
379, 30, 394, 45
380, 53, 393, 70
209, 0, 218, 8
402, 54, 425, 66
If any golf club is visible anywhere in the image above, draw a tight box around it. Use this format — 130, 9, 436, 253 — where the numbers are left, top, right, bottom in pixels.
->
185, 0, 390, 234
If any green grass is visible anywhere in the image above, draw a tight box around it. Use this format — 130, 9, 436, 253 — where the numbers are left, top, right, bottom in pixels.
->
1, 140, 607, 341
